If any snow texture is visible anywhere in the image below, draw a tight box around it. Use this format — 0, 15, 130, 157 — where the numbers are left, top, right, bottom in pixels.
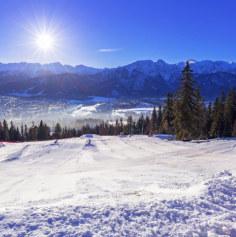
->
0, 136, 236, 236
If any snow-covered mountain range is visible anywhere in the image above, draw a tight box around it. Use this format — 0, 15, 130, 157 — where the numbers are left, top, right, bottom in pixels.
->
1, 59, 236, 77
0, 60, 236, 99
0, 62, 101, 76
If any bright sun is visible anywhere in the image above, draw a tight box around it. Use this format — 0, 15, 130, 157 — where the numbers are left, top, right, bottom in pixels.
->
35, 32, 55, 53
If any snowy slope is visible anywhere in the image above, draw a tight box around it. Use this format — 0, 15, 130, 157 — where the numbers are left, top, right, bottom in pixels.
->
0, 136, 236, 236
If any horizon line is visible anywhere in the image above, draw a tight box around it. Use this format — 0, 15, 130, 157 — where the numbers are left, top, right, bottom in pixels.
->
0, 58, 235, 69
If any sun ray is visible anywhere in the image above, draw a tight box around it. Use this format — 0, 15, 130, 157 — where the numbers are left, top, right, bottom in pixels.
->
34, 31, 55, 53
19, 14, 64, 62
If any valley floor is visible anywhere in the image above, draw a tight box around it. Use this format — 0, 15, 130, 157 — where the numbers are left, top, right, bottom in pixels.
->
0, 136, 236, 236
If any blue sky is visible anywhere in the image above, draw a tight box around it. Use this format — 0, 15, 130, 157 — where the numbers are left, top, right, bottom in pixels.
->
0, 0, 235, 67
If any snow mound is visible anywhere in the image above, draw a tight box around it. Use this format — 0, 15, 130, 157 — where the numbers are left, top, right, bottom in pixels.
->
3, 145, 29, 162
0, 171, 235, 236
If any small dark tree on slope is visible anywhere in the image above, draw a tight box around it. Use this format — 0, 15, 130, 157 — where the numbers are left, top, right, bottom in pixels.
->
161, 93, 175, 134
151, 107, 158, 134
54, 123, 62, 139
157, 105, 162, 132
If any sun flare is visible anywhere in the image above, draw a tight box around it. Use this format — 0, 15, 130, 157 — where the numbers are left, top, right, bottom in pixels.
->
34, 31, 55, 53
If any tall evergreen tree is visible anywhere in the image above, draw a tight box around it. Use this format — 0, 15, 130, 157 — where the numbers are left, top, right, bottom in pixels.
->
223, 89, 236, 137
206, 103, 213, 138
232, 120, 236, 137
210, 95, 225, 137
174, 62, 202, 140
195, 88, 207, 138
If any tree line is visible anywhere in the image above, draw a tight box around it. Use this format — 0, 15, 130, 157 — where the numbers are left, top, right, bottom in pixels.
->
0, 62, 236, 142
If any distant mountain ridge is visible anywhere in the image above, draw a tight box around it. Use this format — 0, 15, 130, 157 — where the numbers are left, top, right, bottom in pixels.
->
0, 59, 236, 99
0, 62, 102, 76
1, 59, 236, 77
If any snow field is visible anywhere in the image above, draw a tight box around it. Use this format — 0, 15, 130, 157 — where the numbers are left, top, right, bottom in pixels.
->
0, 136, 236, 236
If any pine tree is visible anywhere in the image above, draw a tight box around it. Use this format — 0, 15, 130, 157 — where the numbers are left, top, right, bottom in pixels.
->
157, 105, 162, 132
3, 120, 9, 141
223, 89, 236, 137
120, 118, 124, 134
206, 103, 213, 138
195, 88, 207, 138
24, 124, 28, 141
29, 123, 38, 141
232, 120, 236, 136
174, 62, 202, 140
20, 124, 24, 141
144, 116, 151, 135
54, 123, 62, 139
0, 122, 4, 141
127, 116, 133, 135
9, 121, 16, 141
37, 120, 44, 140
137, 114, 145, 134
151, 107, 158, 134
161, 93, 174, 134
44, 123, 50, 140
210, 95, 225, 138
16, 127, 21, 141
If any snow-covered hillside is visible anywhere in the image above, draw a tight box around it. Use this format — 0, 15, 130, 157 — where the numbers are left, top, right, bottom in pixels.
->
0, 136, 236, 236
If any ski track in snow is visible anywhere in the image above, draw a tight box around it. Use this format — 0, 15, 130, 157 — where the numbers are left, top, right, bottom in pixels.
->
0, 136, 236, 236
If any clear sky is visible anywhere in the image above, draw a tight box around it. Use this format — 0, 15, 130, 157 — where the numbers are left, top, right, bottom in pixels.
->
0, 0, 235, 67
